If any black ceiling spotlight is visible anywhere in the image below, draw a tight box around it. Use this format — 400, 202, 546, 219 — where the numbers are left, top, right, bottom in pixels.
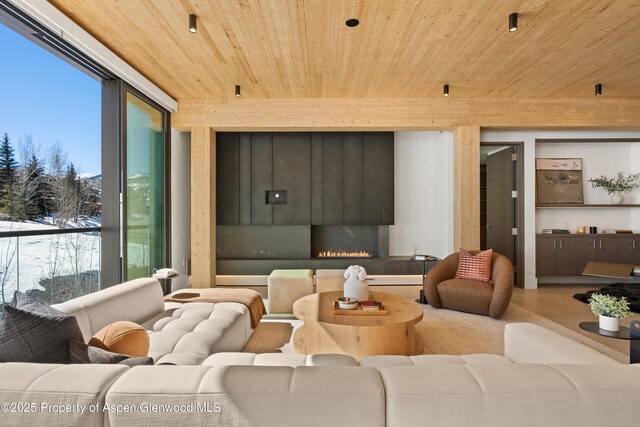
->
189, 14, 197, 33
235, 84, 241, 97
345, 18, 359, 27
595, 83, 602, 96
443, 84, 449, 97
509, 13, 518, 32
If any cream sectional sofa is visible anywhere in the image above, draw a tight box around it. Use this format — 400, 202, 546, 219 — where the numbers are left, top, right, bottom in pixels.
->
53, 278, 254, 365
2, 323, 640, 426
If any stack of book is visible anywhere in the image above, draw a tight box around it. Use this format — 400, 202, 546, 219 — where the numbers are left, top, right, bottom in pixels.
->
602, 229, 634, 234
360, 301, 384, 311
541, 229, 570, 234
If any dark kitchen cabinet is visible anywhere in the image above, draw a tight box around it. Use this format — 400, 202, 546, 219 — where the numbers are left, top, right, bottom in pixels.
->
536, 234, 640, 276
536, 235, 577, 276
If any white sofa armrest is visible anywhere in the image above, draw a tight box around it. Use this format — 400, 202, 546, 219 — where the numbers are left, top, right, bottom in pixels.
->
504, 323, 620, 364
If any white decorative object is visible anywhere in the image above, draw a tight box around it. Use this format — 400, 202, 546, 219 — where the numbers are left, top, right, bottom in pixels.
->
337, 297, 358, 310
599, 315, 619, 332
610, 193, 624, 205
343, 265, 369, 302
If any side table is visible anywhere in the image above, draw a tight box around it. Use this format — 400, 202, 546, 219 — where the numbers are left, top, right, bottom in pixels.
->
411, 255, 437, 304
579, 320, 640, 364
153, 274, 180, 296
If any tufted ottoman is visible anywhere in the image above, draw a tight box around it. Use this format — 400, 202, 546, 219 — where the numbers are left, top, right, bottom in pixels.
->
145, 302, 251, 365
315, 269, 345, 293
267, 269, 314, 313
54, 278, 254, 365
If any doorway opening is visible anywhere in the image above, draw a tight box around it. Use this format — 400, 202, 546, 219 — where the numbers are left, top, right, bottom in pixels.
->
480, 142, 524, 288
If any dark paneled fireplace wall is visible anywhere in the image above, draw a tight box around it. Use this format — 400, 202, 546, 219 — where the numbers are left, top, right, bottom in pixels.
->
216, 132, 419, 275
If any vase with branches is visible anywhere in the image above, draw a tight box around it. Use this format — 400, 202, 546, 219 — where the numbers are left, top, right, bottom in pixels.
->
588, 172, 640, 204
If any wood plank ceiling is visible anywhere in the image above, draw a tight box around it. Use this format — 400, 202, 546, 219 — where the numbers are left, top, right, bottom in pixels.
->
51, 0, 640, 100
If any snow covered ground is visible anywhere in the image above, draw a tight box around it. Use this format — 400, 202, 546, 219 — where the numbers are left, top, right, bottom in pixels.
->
0, 220, 101, 303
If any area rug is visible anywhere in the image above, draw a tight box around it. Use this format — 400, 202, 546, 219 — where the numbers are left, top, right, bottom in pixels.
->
573, 283, 640, 313
244, 301, 628, 363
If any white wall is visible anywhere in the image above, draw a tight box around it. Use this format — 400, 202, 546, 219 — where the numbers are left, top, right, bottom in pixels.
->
390, 131, 454, 258
632, 144, 640, 232
481, 130, 640, 289
170, 129, 191, 291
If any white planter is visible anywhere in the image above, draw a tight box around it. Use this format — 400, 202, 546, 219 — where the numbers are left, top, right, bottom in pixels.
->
599, 315, 619, 332
610, 193, 624, 205
344, 278, 369, 302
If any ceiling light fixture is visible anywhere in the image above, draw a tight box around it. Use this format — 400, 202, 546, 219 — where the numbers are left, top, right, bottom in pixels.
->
189, 14, 197, 33
443, 84, 449, 97
595, 83, 602, 96
509, 13, 518, 32
235, 85, 241, 97
345, 18, 359, 27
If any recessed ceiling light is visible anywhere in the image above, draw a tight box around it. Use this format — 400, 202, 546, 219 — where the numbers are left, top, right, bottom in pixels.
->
595, 83, 602, 96
443, 84, 449, 97
345, 18, 359, 28
509, 13, 518, 32
235, 85, 241, 97
189, 14, 197, 33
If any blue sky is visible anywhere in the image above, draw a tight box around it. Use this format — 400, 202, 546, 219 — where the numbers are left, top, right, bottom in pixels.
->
0, 24, 101, 175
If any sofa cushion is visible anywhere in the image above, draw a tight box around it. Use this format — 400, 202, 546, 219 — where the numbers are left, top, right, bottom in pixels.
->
0, 362, 127, 427
202, 352, 359, 367
0, 293, 83, 363
89, 320, 150, 357
455, 248, 493, 282
105, 365, 385, 427
379, 364, 640, 427
53, 278, 165, 341
359, 354, 513, 369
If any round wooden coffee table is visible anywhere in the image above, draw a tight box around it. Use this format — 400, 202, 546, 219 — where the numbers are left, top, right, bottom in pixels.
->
292, 291, 424, 360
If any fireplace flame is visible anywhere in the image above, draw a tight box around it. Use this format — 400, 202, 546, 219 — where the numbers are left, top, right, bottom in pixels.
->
318, 250, 372, 258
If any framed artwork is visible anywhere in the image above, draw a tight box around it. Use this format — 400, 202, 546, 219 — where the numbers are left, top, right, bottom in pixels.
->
535, 158, 584, 204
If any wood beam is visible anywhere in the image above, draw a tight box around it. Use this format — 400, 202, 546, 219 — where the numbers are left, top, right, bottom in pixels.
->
173, 98, 640, 131
454, 126, 480, 250
190, 127, 216, 288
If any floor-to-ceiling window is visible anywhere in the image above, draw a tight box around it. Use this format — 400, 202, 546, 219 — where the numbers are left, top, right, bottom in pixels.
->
124, 91, 168, 280
0, 19, 101, 305
0, 4, 170, 298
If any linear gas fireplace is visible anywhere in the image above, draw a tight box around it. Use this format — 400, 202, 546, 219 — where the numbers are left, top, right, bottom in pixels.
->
317, 250, 373, 258
311, 225, 387, 259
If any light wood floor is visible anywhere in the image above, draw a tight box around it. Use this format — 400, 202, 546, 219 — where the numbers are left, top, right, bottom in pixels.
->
511, 283, 640, 356
244, 284, 637, 363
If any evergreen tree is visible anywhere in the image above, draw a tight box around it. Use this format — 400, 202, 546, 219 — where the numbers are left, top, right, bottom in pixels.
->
0, 133, 19, 218
65, 162, 77, 188
23, 153, 48, 218
0, 133, 18, 185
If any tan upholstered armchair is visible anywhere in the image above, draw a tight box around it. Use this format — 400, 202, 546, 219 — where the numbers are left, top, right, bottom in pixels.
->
424, 251, 514, 319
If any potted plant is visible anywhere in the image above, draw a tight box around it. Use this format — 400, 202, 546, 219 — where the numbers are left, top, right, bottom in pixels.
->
588, 172, 640, 204
589, 293, 631, 331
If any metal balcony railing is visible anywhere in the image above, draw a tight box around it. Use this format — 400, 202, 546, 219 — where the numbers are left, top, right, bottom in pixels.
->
0, 227, 101, 308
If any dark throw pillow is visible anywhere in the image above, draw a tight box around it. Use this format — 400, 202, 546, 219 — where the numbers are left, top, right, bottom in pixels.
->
70, 340, 153, 366
0, 291, 83, 364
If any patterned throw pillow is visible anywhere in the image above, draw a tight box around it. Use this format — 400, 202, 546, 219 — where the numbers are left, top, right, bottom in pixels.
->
454, 248, 493, 283
0, 292, 83, 363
